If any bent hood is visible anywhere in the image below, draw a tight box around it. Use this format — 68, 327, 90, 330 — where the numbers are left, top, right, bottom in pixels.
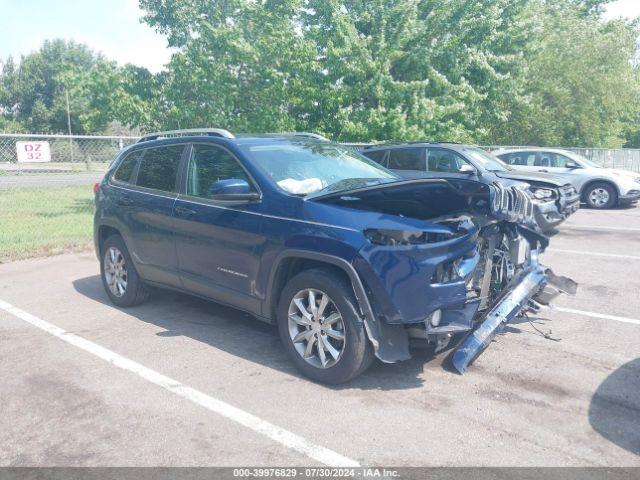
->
307, 178, 493, 221
494, 170, 568, 187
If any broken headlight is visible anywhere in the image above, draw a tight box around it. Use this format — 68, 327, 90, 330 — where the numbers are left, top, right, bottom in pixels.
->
364, 229, 459, 246
530, 187, 556, 200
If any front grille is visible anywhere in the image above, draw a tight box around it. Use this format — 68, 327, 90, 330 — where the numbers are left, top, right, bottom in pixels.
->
492, 183, 534, 223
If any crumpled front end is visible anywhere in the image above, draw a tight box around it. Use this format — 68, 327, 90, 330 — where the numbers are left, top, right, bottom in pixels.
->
451, 248, 577, 373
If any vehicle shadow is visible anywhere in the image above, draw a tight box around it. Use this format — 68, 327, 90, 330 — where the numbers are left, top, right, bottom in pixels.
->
588, 358, 640, 455
72, 275, 429, 390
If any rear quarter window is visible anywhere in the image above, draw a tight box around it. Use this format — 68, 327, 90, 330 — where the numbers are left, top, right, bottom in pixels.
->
135, 145, 185, 192
112, 151, 141, 184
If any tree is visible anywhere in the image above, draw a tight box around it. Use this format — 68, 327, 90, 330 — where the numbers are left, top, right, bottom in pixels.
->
139, 0, 535, 142
0, 40, 103, 133
495, 5, 640, 147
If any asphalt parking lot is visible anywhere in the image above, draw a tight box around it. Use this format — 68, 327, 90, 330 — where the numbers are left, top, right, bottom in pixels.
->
0, 207, 638, 467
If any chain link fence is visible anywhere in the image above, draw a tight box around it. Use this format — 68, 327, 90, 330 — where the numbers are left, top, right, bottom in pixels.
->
1, 133, 640, 262
0, 133, 140, 172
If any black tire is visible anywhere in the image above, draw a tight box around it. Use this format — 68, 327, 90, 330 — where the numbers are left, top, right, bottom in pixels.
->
277, 269, 374, 384
100, 234, 149, 307
584, 182, 617, 209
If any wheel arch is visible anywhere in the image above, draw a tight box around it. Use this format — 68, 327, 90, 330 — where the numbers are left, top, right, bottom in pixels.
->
265, 250, 376, 326
580, 179, 619, 202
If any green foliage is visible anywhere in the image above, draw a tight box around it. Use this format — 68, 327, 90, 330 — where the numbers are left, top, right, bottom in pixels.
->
1, 2, 639, 148
494, 4, 640, 147
0, 39, 156, 135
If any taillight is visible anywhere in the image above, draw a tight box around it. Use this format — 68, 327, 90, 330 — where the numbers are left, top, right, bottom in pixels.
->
93, 183, 100, 194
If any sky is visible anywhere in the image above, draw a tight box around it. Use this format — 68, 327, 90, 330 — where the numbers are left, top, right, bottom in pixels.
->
0, 0, 639, 73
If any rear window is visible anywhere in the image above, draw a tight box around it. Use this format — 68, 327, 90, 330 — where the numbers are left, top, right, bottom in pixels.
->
388, 148, 424, 171
113, 151, 140, 184
136, 145, 185, 192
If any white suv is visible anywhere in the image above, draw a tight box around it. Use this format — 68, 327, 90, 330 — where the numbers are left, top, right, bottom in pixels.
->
495, 148, 640, 209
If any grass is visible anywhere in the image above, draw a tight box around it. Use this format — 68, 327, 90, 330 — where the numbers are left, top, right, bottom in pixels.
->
0, 185, 94, 262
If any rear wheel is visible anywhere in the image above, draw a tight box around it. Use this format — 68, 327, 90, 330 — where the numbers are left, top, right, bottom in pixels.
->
100, 235, 149, 307
584, 182, 617, 209
277, 269, 374, 384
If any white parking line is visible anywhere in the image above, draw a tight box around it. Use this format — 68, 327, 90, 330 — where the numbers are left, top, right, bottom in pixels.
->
563, 224, 640, 232
546, 248, 640, 261
555, 307, 640, 326
0, 298, 359, 467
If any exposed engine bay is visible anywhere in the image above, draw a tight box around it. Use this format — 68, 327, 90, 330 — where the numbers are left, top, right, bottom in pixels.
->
311, 177, 577, 373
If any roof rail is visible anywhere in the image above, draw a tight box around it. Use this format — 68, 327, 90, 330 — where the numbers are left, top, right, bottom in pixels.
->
137, 128, 235, 143
266, 132, 331, 142
363, 140, 461, 149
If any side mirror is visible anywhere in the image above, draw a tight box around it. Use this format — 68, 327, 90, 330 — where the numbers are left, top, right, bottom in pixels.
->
566, 161, 581, 169
459, 164, 476, 175
208, 178, 259, 201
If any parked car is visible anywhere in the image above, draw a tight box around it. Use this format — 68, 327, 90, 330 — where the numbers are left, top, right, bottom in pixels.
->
359, 142, 580, 233
494, 148, 640, 209
94, 129, 574, 383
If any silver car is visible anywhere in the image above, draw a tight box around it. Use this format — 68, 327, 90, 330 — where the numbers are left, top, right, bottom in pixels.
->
494, 148, 640, 209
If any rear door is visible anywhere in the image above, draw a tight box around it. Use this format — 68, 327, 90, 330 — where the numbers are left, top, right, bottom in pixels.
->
172, 143, 264, 313
121, 144, 185, 287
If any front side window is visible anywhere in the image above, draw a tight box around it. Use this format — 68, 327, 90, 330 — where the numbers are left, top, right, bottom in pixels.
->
502, 152, 536, 166
387, 148, 424, 171
136, 145, 185, 192
539, 152, 572, 168
113, 151, 141, 184
427, 148, 467, 173
241, 141, 396, 195
186, 144, 253, 198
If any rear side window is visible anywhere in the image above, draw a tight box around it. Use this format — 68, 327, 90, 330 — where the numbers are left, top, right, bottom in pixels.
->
362, 150, 387, 166
113, 151, 140, 184
186, 144, 252, 198
136, 145, 185, 192
388, 148, 424, 170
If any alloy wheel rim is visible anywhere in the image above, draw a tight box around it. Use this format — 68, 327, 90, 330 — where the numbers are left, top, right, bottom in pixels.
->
287, 289, 346, 369
589, 188, 610, 207
104, 247, 128, 297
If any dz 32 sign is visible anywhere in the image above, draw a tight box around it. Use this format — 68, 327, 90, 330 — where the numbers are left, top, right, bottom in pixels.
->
16, 141, 52, 163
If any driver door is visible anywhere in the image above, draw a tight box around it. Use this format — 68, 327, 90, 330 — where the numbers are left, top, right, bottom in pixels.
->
173, 143, 264, 312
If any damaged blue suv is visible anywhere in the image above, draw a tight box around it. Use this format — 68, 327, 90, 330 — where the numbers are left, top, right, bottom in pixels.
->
94, 129, 575, 384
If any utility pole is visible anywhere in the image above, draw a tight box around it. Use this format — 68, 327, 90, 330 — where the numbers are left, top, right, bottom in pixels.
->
65, 89, 75, 164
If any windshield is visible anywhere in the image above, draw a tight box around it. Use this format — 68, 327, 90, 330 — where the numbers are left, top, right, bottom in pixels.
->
241, 142, 397, 195
566, 152, 602, 168
463, 146, 510, 172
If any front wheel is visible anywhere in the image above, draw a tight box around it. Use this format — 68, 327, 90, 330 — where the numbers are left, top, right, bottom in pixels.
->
584, 182, 617, 209
277, 269, 374, 384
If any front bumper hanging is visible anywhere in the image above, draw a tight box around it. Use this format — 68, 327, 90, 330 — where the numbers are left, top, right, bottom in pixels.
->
451, 252, 577, 374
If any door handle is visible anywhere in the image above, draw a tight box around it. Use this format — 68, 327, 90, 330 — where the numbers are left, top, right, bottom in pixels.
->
175, 206, 197, 217
538, 169, 548, 173
117, 195, 134, 206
